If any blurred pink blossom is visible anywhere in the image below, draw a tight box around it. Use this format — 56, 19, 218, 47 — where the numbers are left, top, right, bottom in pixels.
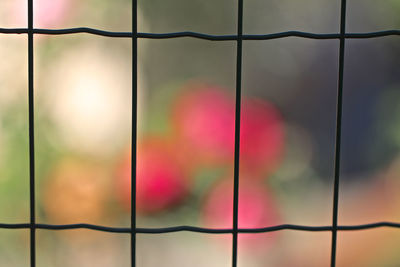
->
12, 0, 71, 28
173, 83, 235, 162
173, 82, 285, 176
240, 98, 285, 176
116, 139, 189, 214
202, 178, 280, 250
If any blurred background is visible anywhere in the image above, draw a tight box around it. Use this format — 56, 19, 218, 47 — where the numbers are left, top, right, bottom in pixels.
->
0, 0, 399, 266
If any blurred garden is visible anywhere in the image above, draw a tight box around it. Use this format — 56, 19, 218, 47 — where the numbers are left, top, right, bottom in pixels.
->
0, 0, 399, 266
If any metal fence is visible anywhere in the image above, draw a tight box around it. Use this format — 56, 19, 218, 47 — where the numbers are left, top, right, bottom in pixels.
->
0, 0, 400, 266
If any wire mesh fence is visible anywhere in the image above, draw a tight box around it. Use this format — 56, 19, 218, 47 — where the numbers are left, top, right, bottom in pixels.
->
0, 0, 400, 266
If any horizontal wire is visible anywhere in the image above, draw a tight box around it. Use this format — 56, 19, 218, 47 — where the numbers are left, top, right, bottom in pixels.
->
346, 30, 400, 39
0, 28, 399, 40
1, 222, 400, 234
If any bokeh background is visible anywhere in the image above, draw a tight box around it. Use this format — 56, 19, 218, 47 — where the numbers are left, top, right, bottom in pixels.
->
0, 0, 399, 266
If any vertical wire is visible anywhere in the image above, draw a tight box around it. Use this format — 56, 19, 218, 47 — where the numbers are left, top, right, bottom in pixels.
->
131, 0, 138, 266
232, 0, 244, 266
27, 0, 36, 266
331, 0, 347, 266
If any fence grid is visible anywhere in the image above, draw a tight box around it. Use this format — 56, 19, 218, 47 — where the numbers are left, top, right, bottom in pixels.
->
232, 0, 244, 266
27, 1, 35, 266
330, 0, 346, 266
0, 0, 399, 266
131, 0, 138, 266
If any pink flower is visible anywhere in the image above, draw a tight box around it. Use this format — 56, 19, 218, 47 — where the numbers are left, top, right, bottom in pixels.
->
11, 0, 71, 28
173, 82, 285, 176
240, 98, 285, 176
173, 83, 235, 163
116, 139, 189, 214
202, 178, 280, 250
